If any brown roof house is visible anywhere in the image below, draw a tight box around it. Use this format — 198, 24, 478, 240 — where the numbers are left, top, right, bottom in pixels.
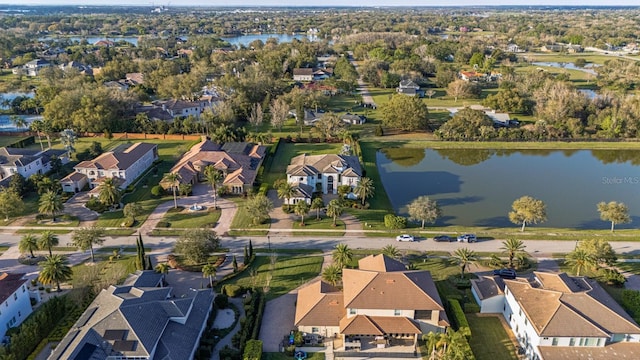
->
61, 143, 158, 193
489, 271, 640, 360
49, 270, 213, 360
294, 255, 449, 355
0, 272, 34, 339
164, 139, 266, 195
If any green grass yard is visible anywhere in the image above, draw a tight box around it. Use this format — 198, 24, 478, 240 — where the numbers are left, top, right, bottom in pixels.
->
262, 142, 344, 186
467, 315, 518, 360
228, 196, 270, 235
158, 206, 221, 229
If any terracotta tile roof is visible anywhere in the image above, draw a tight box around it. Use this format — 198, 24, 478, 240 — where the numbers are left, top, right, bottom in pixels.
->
61, 172, 88, 183
339, 316, 422, 335
0, 272, 28, 304
339, 315, 383, 335
538, 342, 640, 360
75, 143, 157, 172
294, 281, 344, 327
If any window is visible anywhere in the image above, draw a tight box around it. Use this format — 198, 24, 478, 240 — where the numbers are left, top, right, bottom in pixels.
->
22, 285, 25, 292
394, 310, 401, 316
569, 338, 575, 346
18, 311, 21, 317
312, 327, 319, 333
519, 309, 522, 316
349, 308, 356, 315
552, 338, 558, 346
13, 293, 17, 300
524, 318, 528, 326
579, 338, 585, 346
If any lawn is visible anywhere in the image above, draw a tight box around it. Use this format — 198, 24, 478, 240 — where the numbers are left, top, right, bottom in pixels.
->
291, 216, 345, 236
219, 254, 323, 300
228, 196, 270, 235
0, 135, 30, 148
158, 206, 221, 229
252, 248, 324, 255
263, 142, 344, 187
467, 315, 518, 360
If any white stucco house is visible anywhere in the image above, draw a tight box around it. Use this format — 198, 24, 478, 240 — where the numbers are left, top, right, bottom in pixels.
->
285, 153, 362, 204
0, 273, 34, 339
472, 271, 640, 360
0, 147, 68, 181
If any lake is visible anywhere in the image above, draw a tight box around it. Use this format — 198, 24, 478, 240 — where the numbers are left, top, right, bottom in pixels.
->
532, 61, 598, 75
377, 148, 640, 229
40, 33, 316, 47
0, 114, 41, 132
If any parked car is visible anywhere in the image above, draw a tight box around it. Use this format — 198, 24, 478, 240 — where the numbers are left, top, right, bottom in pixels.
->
457, 234, 477, 243
433, 235, 453, 242
493, 268, 517, 279
396, 234, 415, 242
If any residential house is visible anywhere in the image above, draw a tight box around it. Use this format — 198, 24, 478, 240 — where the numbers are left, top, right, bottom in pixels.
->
63, 142, 158, 192
59, 61, 93, 76
285, 153, 362, 203
341, 113, 366, 125
506, 43, 524, 53
0, 273, 33, 339
459, 70, 486, 82
12, 59, 50, 77
94, 39, 115, 47
0, 147, 68, 181
396, 80, 424, 97
471, 275, 505, 313
295, 255, 449, 354
566, 44, 584, 53
472, 271, 640, 360
293, 68, 314, 82
126, 72, 145, 85
448, 106, 517, 128
312, 68, 333, 81
49, 270, 214, 360
165, 139, 266, 195
541, 45, 564, 53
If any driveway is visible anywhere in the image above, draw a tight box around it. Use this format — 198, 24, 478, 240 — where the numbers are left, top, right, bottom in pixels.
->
64, 192, 99, 222
267, 190, 293, 231
259, 293, 297, 352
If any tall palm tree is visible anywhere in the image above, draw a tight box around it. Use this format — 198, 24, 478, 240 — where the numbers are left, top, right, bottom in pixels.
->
162, 173, 181, 209
19, 234, 39, 257
277, 182, 295, 211
500, 238, 526, 268
326, 199, 343, 226
382, 244, 400, 259
354, 177, 375, 206
38, 190, 63, 222
294, 200, 310, 226
38, 231, 59, 256
9, 115, 27, 130
202, 264, 217, 288
38, 255, 72, 292
566, 249, 596, 276
333, 243, 353, 269
203, 165, 224, 209
452, 248, 477, 279
322, 264, 342, 287
98, 178, 121, 208
30, 118, 45, 151
311, 197, 324, 220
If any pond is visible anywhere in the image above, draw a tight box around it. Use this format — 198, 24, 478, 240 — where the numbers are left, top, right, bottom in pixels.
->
0, 114, 41, 132
532, 61, 598, 75
377, 147, 640, 229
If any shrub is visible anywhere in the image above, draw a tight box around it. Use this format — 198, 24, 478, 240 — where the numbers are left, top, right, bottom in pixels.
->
242, 340, 262, 360
258, 183, 269, 196
284, 345, 296, 356
453, 278, 471, 289
151, 185, 164, 197
621, 290, 640, 323
86, 197, 108, 213
384, 214, 407, 229
156, 221, 170, 228
446, 298, 471, 339
215, 294, 229, 309
464, 302, 481, 314
223, 284, 244, 297
375, 124, 384, 136
600, 268, 626, 287
219, 345, 241, 360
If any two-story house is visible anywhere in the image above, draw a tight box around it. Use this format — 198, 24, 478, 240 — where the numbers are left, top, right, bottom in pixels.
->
285, 153, 362, 204
0, 272, 33, 339
472, 271, 640, 360
12, 59, 50, 77
61, 143, 158, 193
396, 80, 424, 97
0, 147, 68, 181
295, 255, 449, 354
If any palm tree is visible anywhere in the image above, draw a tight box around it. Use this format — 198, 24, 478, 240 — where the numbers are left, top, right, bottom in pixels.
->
19, 234, 39, 257
382, 244, 400, 258
162, 173, 181, 209
203, 165, 224, 209
500, 238, 526, 268
155, 262, 170, 275
333, 243, 353, 269
277, 182, 295, 211
38, 190, 63, 222
38, 255, 72, 292
566, 249, 596, 276
38, 231, 59, 256
30, 118, 45, 151
353, 177, 375, 206
98, 178, 121, 208
452, 248, 477, 279
322, 264, 342, 287
326, 199, 343, 226
202, 264, 217, 288
294, 200, 310, 226
9, 115, 27, 130
311, 197, 324, 220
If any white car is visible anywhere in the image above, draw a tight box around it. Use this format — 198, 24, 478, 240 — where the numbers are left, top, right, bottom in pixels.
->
396, 234, 415, 242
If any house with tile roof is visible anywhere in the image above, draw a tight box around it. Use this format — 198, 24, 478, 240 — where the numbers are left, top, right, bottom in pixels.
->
0, 147, 68, 181
286, 153, 362, 204
0, 273, 33, 339
473, 271, 640, 360
295, 255, 449, 354
164, 138, 266, 195
49, 270, 213, 360
61, 143, 158, 192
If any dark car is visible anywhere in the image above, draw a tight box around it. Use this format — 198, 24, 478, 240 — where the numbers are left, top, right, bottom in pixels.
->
493, 268, 517, 280
433, 235, 453, 242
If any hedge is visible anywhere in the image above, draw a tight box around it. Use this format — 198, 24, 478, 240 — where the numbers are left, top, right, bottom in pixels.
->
232, 290, 265, 353
446, 298, 471, 339
243, 340, 263, 360
622, 290, 640, 323
9, 136, 35, 149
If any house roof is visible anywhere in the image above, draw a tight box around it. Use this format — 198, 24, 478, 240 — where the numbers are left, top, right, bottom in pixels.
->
538, 342, 640, 360
61, 172, 88, 183
49, 271, 213, 360
292, 182, 315, 199
293, 68, 314, 76
287, 154, 362, 178
505, 272, 640, 337
340, 315, 422, 335
294, 281, 345, 326
0, 147, 65, 168
341, 113, 366, 122
470, 275, 505, 300
358, 254, 407, 272
75, 143, 157, 172
0, 272, 28, 304
399, 80, 419, 89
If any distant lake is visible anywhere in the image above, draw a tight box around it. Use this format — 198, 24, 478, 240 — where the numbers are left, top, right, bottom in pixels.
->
40, 33, 318, 47
0, 114, 40, 132
377, 148, 640, 229
532, 61, 598, 75
0, 92, 34, 108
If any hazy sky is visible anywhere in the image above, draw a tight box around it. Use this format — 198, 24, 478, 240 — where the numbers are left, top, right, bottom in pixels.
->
3, 0, 640, 6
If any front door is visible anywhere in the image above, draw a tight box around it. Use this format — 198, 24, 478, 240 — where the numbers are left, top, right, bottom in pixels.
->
327, 176, 334, 194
